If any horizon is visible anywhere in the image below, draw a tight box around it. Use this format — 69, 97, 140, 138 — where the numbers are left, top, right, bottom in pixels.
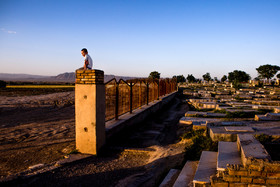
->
1, 0, 280, 79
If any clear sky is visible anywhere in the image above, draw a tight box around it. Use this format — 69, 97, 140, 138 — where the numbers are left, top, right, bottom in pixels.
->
0, 0, 279, 79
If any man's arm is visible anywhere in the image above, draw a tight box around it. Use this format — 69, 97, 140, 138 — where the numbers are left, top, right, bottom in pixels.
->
83, 59, 89, 70
83, 55, 89, 70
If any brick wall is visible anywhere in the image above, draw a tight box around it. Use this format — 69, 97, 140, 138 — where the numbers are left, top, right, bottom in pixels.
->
211, 159, 280, 186
75, 69, 104, 84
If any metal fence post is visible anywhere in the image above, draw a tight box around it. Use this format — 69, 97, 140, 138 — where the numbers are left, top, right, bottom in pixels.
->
130, 83, 133, 113
157, 80, 160, 100
146, 82, 149, 105
165, 80, 167, 95
115, 84, 119, 120
139, 82, 142, 107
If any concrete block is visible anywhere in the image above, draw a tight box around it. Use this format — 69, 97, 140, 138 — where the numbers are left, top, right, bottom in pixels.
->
229, 183, 248, 187
266, 178, 280, 185
217, 141, 241, 171
185, 111, 226, 118
255, 114, 279, 121
193, 151, 218, 185
173, 161, 198, 187
209, 126, 239, 142
228, 169, 248, 176
220, 122, 245, 126
192, 122, 207, 130
212, 181, 229, 187
223, 175, 241, 182
179, 117, 193, 125
266, 113, 280, 120
248, 184, 266, 187
252, 178, 265, 184
225, 126, 255, 133
266, 172, 280, 178
274, 107, 280, 113
159, 169, 180, 187
179, 117, 221, 125
75, 83, 106, 155
237, 134, 271, 166
240, 176, 253, 183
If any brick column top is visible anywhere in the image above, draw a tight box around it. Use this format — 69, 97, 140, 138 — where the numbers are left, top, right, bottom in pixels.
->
76, 69, 104, 84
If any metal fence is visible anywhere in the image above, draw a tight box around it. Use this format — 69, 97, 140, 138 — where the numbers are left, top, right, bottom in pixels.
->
105, 78, 177, 121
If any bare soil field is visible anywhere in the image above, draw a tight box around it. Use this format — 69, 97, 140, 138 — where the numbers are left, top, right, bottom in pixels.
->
0, 91, 75, 176
0, 87, 74, 97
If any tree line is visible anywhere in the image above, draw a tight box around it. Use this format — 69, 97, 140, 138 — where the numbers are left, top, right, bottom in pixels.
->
168, 64, 279, 83
148, 64, 280, 89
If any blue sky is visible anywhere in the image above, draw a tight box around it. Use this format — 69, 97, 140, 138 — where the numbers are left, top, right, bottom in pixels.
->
0, 0, 279, 79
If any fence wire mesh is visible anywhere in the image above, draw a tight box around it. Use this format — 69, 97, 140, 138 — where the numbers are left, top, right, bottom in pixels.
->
105, 78, 177, 121
105, 79, 117, 121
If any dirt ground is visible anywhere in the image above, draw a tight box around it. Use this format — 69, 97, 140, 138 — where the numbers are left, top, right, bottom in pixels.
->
0, 91, 189, 186
0, 92, 76, 176
0, 87, 74, 97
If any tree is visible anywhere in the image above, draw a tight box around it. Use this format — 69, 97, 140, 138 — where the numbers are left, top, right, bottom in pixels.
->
254, 77, 260, 81
173, 75, 186, 83
277, 73, 280, 79
221, 75, 227, 82
149, 71, 160, 79
232, 81, 241, 90
228, 70, 251, 83
202, 72, 211, 82
187, 74, 196, 83
256, 64, 280, 80
214, 77, 219, 82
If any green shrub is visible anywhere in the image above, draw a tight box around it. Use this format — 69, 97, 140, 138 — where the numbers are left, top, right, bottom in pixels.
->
213, 109, 227, 114
234, 96, 244, 101
255, 134, 273, 144
68, 149, 79, 155
225, 111, 256, 118
0, 80, 6, 88
257, 109, 273, 114
181, 129, 205, 139
183, 129, 218, 160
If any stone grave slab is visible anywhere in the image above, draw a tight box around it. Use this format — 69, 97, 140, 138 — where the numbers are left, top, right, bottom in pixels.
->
217, 141, 241, 171
225, 126, 255, 133
193, 151, 218, 185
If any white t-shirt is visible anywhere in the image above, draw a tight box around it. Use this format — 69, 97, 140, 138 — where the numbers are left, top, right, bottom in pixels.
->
85, 54, 93, 69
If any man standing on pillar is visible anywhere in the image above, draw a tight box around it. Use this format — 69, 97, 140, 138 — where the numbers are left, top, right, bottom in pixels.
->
80, 48, 93, 70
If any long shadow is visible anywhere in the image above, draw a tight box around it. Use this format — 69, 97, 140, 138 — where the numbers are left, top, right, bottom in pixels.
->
107, 94, 188, 149
1, 151, 185, 187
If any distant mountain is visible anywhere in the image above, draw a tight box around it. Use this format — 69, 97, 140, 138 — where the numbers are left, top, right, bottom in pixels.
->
0, 73, 49, 80
52, 72, 137, 82
52, 72, 75, 81
0, 72, 138, 83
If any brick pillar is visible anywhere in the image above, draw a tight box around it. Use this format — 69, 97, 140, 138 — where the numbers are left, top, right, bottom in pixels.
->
75, 69, 105, 155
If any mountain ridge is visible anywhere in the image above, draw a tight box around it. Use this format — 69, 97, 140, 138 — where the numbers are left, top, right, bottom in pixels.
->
0, 72, 138, 82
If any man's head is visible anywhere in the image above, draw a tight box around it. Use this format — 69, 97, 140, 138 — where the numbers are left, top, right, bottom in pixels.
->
81, 48, 88, 57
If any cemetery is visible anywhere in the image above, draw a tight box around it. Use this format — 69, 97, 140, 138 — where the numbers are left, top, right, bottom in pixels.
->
162, 80, 280, 186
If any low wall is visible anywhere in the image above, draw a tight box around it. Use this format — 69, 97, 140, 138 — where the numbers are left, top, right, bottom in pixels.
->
211, 160, 280, 186
105, 91, 177, 139
209, 127, 238, 142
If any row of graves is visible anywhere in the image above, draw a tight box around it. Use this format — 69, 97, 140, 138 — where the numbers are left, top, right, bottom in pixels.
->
160, 83, 280, 187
